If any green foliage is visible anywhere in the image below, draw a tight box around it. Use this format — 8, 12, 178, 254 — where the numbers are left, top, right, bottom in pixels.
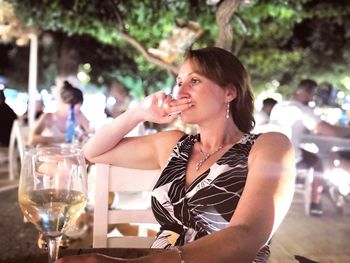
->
236, 2, 302, 42
6, 0, 350, 98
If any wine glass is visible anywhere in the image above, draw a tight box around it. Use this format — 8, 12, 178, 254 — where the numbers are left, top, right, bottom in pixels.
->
18, 146, 88, 263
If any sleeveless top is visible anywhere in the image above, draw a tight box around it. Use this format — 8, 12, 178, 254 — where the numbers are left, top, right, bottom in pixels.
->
151, 133, 270, 263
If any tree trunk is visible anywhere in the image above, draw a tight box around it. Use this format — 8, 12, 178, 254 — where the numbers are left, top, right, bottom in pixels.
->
55, 35, 81, 91
57, 36, 79, 79
215, 0, 240, 51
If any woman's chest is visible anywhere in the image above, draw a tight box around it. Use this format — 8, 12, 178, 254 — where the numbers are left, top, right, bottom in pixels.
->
44, 115, 66, 135
179, 165, 249, 224
184, 162, 249, 200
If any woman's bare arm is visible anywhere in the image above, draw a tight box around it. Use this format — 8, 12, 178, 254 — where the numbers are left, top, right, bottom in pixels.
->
76, 111, 91, 133
83, 92, 190, 169
28, 113, 64, 146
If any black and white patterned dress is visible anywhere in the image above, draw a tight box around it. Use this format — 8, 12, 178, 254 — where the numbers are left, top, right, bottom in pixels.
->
151, 133, 270, 262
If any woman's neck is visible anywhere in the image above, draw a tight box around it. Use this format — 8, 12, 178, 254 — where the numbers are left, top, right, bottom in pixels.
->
197, 120, 243, 151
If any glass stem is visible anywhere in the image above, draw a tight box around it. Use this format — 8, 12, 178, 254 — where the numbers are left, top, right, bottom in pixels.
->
47, 235, 62, 263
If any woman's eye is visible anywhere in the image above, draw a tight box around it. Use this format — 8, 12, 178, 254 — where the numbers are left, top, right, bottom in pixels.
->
177, 82, 182, 87
190, 79, 200, 87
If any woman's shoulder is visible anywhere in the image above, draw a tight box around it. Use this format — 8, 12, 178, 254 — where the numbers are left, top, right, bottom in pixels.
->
36, 112, 54, 123
31, 113, 54, 133
153, 130, 186, 166
155, 129, 186, 143
152, 129, 186, 149
75, 111, 90, 128
248, 132, 295, 167
254, 132, 293, 151
75, 110, 87, 119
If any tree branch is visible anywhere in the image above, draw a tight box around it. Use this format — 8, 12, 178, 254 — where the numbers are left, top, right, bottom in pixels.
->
107, 0, 179, 75
108, 0, 125, 32
215, 0, 241, 51
119, 32, 180, 75
233, 14, 250, 56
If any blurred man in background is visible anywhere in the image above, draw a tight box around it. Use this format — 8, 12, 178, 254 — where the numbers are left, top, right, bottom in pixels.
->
0, 89, 17, 147
255, 97, 277, 126
270, 79, 350, 216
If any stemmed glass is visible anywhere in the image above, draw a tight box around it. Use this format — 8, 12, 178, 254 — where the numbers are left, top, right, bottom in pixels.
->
18, 146, 88, 263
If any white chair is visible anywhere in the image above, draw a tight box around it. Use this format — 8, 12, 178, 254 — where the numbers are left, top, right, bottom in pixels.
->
294, 167, 314, 215
8, 120, 29, 181
0, 147, 9, 173
93, 163, 161, 248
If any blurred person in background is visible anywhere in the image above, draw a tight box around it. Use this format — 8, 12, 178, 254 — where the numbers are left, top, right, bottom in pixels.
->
0, 89, 17, 147
253, 97, 278, 134
20, 99, 44, 125
28, 81, 90, 146
255, 98, 277, 126
105, 81, 132, 118
29, 81, 92, 249
270, 79, 350, 216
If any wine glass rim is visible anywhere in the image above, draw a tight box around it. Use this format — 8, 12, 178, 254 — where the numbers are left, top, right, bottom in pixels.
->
25, 145, 84, 156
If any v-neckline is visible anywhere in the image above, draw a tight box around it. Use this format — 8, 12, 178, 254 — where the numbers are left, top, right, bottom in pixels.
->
183, 133, 247, 191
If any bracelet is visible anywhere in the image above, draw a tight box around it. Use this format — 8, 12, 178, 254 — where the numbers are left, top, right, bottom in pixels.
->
173, 246, 185, 263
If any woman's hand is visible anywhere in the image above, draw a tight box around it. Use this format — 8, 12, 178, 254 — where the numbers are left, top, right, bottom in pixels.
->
139, 91, 192, 124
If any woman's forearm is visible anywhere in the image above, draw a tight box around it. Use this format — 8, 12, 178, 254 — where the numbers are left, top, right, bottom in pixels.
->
83, 107, 144, 162
28, 134, 64, 146
174, 225, 261, 263
56, 226, 262, 263
129, 225, 262, 263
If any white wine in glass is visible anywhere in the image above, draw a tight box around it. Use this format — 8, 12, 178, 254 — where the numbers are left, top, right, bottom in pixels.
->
18, 146, 88, 263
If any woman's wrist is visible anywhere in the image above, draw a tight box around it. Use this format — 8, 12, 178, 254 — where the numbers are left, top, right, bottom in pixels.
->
150, 248, 185, 263
140, 249, 183, 263
123, 106, 145, 123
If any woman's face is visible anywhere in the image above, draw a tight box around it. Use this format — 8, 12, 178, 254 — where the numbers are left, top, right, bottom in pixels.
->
176, 60, 230, 124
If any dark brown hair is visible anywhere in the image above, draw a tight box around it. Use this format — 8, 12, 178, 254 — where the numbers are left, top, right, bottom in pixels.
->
184, 47, 255, 133
0, 90, 5, 103
60, 81, 83, 106
263, 98, 277, 107
297, 79, 318, 93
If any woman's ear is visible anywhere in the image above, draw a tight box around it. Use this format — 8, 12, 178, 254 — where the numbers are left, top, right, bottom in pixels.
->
225, 84, 237, 103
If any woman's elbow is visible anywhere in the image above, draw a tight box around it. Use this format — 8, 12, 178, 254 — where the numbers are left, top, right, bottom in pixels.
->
28, 133, 38, 146
82, 143, 96, 163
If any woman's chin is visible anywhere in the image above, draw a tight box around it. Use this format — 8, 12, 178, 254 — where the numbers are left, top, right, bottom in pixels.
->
179, 115, 193, 125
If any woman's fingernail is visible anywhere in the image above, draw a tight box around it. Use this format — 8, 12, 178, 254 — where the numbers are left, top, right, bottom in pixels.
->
167, 111, 182, 117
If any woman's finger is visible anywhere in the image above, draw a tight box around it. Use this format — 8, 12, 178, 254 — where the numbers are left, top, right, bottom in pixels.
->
166, 97, 192, 115
169, 97, 191, 107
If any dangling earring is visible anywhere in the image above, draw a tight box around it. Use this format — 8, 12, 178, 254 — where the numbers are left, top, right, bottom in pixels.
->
226, 103, 230, 119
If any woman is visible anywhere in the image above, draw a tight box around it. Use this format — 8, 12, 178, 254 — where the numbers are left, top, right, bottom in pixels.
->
58, 47, 295, 263
28, 81, 90, 146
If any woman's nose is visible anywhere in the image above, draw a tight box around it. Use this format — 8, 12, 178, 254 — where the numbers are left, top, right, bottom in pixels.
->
176, 83, 189, 98
176, 88, 185, 100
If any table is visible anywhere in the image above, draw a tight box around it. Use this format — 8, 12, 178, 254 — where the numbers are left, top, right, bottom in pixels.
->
1, 248, 164, 263
300, 134, 350, 165
300, 134, 350, 153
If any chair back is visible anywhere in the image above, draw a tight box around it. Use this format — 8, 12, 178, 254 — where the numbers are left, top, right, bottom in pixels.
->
93, 163, 161, 248
294, 167, 314, 215
8, 120, 29, 181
